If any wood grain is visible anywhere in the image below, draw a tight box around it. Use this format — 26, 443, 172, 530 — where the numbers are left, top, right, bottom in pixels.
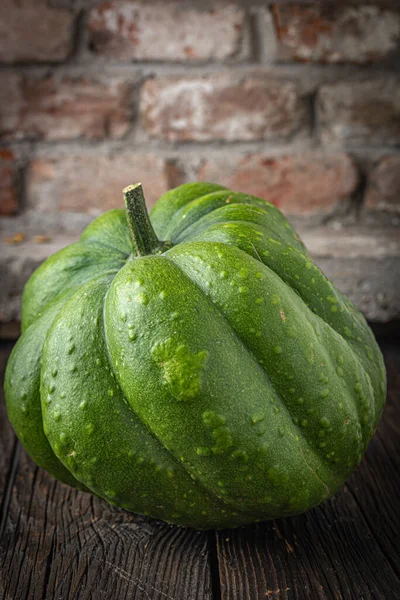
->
214, 342, 400, 600
0, 464, 213, 600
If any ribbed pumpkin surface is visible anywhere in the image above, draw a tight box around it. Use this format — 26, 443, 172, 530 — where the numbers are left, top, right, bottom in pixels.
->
4, 182, 386, 529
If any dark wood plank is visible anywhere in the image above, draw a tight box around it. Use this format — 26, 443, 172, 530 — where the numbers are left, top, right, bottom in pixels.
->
1, 470, 213, 600
215, 341, 400, 600
0, 344, 212, 600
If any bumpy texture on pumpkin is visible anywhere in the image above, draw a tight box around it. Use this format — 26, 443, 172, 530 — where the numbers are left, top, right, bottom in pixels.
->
4, 182, 386, 529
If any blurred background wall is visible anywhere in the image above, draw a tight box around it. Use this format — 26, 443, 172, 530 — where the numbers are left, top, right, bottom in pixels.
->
0, 0, 399, 337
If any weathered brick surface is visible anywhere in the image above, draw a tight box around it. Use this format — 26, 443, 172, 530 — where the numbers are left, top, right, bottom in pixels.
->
0, 0, 399, 326
318, 78, 400, 147
365, 156, 400, 213
0, 150, 18, 216
27, 152, 172, 213
272, 5, 400, 64
0, 0, 74, 63
197, 152, 359, 215
88, 2, 246, 62
140, 74, 307, 142
0, 73, 132, 141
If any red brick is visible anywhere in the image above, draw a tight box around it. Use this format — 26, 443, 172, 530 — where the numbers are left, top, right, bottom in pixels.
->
272, 5, 400, 64
197, 152, 359, 215
0, 0, 74, 63
365, 156, 400, 213
27, 152, 172, 214
0, 150, 18, 216
0, 73, 132, 142
318, 79, 400, 147
140, 73, 307, 142
88, 2, 246, 62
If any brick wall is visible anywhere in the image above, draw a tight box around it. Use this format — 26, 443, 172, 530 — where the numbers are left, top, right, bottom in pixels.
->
1, 0, 400, 332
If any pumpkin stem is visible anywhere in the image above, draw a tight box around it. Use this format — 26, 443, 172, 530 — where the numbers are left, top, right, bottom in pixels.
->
123, 183, 170, 256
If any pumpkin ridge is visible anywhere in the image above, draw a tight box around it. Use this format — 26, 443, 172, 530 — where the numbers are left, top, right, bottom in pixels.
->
269, 262, 380, 442
166, 191, 243, 239
22, 239, 126, 332
178, 217, 301, 251
40, 275, 254, 527
258, 260, 380, 428
169, 193, 284, 244
39, 272, 120, 489
259, 241, 377, 439
162, 252, 336, 492
5, 293, 91, 490
260, 254, 379, 428
165, 244, 377, 471
173, 204, 266, 243
150, 183, 228, 239
179, 218, 381, 429
24, 268, 120, 333
100, 283, 257, 520
278, 262, 380, 389
105, 254, 334, 514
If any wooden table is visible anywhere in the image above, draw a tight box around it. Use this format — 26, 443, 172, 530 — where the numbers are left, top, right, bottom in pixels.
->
1, 337, 399, 600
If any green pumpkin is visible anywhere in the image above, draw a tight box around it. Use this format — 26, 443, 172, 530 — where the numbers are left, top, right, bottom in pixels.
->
4, 182, 386, 529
